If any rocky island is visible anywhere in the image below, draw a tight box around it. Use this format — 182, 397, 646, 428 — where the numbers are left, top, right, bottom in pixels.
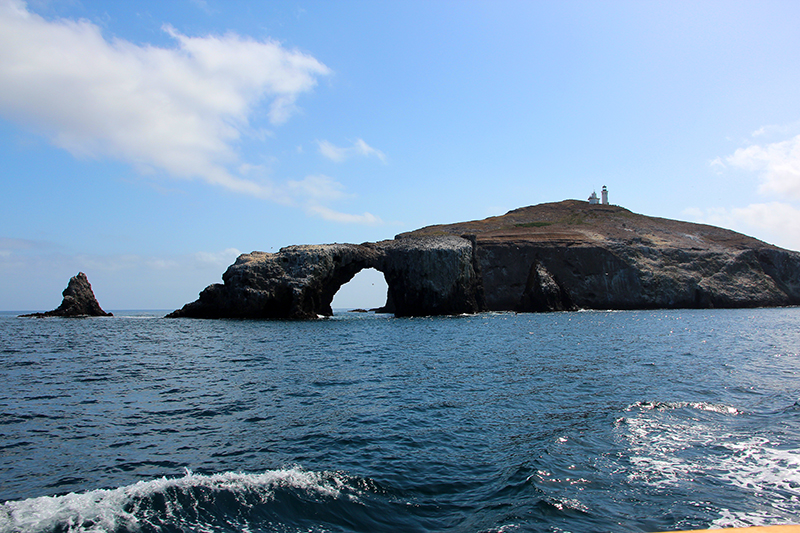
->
21, 272, 112, 317
167, 200, 800, 319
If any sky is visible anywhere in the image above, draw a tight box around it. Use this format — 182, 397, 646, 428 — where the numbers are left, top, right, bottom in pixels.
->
2, 0, 800, 311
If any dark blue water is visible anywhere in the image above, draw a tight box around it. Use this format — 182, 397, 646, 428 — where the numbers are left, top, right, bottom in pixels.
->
1, 309, 799, 532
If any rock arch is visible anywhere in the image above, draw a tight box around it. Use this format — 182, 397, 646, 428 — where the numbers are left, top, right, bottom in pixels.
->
167, 237, 481, 319
330, 267, 389, 311
313, 245, 387, 315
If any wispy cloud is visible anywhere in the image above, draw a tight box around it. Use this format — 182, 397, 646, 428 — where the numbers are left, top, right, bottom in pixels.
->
726, 134, 800, 200
0, 0, 330, 197
193, 248, 241, 267
708, 156, 726, 174
0, 237, 54, 263
317, 138, 386, 163
189, 0, 217, 16
683, 202, 800, 251
306, 205, 383, 225
0, 237, 41, 252
284, 175, 382, 225
287, 175, 349, 202
687, 125, 800, 251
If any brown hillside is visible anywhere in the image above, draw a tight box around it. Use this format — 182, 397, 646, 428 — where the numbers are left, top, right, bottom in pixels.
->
398, 200, 778, 252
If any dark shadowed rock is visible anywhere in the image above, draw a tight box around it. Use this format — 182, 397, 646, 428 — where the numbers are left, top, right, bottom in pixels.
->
21, 272, 112, 317
166, 237, 479, 319
404, 200, 800, 311
168, 200, 800, 319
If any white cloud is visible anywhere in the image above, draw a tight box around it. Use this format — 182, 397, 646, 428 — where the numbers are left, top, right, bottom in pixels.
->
317, 140, 348, 162
747, 120, 800, 140
287, 174, 349, 202
317, 138, 386, 163
353, 138, 387, 162
189, 0, 216, 16
147, 258, 181, 270
681, 207, 704, 220
726, 134, 800, 200
683, 202, 800, 251
700, 126, 800, 250
0, 0, 330, 196
307, 205, 383, 225
193, 248, 241, 267
709, 157, 725, 173
283, 175, 383, 225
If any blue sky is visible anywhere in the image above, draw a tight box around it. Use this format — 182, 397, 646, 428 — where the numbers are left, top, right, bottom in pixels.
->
2, 0, 800, 311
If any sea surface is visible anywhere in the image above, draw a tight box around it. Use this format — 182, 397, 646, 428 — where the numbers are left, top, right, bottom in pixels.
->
1, 308, 799, 533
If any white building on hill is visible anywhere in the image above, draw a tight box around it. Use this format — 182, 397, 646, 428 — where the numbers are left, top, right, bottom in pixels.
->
588, 186, 609, 205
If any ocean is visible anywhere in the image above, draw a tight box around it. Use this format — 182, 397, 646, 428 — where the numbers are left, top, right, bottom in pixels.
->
0, 308, 798, 533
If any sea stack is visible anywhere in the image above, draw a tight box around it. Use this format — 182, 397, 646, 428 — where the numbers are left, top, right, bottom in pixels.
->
21, 272, 112, 317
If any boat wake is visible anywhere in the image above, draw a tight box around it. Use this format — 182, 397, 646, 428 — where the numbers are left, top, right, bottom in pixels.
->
0, 467, 391, 533
618, 400, 800, 528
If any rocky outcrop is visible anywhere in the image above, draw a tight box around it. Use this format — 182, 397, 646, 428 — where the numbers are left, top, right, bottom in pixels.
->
21, 272, 112, 317
167, 237, 479, 319
168, 201, 800, 319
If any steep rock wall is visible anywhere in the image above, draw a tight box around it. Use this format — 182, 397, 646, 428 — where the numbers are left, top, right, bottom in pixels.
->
476, 241, 797, 312
380, 237, 480, 317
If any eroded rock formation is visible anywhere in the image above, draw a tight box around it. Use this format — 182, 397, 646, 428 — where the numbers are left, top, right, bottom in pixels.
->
21, 272, 112, 317
168, 201, 800, 319
167, 237, 479, 319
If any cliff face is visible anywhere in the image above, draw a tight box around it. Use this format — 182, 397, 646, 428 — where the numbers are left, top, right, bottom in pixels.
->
168, 201, 800, 318
380, 237, 481, 317
403, 200, 800, 311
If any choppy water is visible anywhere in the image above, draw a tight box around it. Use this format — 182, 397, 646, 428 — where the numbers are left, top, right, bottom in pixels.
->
1, 308, 799, 532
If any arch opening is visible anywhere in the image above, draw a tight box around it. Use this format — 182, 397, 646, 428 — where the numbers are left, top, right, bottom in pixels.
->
331, 267, 389, 313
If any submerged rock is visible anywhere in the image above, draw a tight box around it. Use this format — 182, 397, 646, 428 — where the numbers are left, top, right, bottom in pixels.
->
21, 272, 112, 317
168, 200, 800, 319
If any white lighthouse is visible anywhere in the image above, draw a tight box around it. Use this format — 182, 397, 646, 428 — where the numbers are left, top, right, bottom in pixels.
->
601, 185, 609, 205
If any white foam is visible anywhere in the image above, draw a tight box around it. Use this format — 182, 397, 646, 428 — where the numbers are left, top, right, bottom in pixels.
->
619, 402, 800, 524
716, 438, 800, 496
711, 507, 791, 529
626, 400, 742, 415
0, 467, 357, 533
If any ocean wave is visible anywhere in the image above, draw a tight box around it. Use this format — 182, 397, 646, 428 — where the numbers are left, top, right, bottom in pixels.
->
624, 400, 742, 415
0, 467, 374, 533
711, 507, 796, 529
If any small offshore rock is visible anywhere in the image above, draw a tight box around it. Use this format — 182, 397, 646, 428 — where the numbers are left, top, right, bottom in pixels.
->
21, 272, 112, 317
